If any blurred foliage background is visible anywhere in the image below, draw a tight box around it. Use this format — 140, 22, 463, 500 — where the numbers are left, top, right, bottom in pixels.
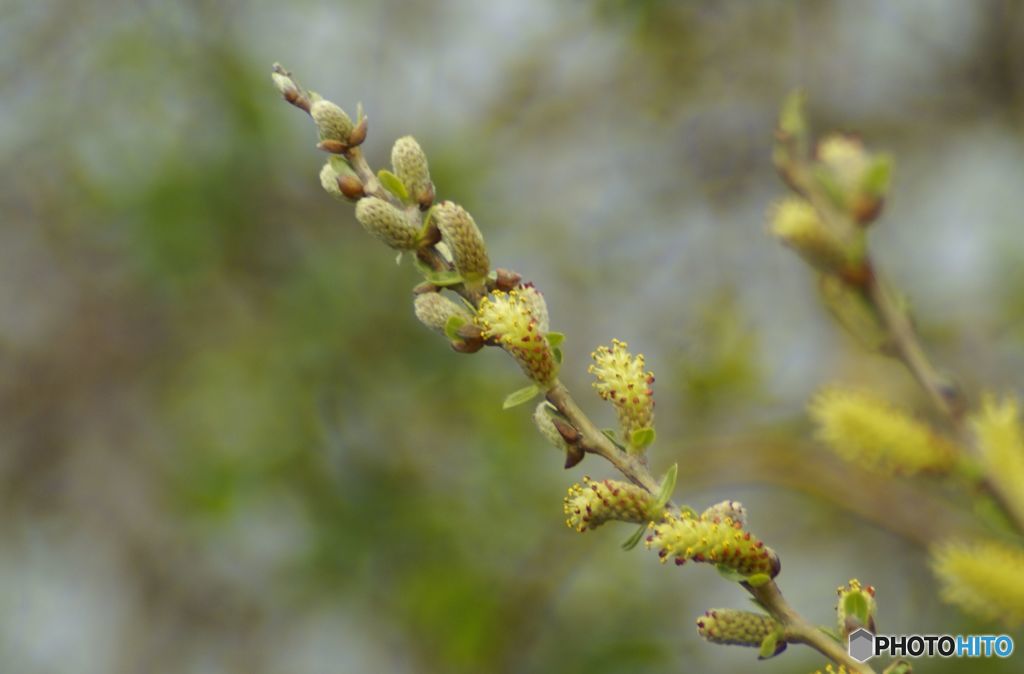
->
2, 1, 1023, 672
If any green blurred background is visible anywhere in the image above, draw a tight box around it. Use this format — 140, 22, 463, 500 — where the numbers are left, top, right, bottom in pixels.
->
2, 1, 1023, 672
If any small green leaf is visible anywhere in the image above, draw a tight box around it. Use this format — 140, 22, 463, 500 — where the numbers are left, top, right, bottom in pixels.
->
444, 315, 466, 340
377, 169, 409, 201
653, 463, 677, 510
778, 90, 807, 139
503, 384, 541, 410
329, 155, 353, 174
423, 269, 465, 287
545, 332, 565, 347
746, 573, 772, 588
621, 524, 647, 551
552, 346, 563, 365
862, 153, 893, 197
758, 631, 785, 660
630, 427, 656, 450
843, 592, 870, 625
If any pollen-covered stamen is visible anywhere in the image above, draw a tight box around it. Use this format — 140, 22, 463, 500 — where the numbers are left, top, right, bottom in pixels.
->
564, 476, 656, 532
645, 511, 779, 578
589, 339, 655, 443
475, 290, 557, 386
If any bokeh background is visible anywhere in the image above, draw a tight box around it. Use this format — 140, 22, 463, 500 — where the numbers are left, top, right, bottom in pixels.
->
2, 1, 1024, 672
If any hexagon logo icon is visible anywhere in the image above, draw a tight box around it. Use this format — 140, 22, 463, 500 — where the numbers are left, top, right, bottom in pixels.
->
848, 628, 875, 662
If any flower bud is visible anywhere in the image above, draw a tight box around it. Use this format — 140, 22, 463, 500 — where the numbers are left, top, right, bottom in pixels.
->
931, 539, 1024, 626
391, 136, 434, 205
319, 162, 345, 200
646, 511, 779, 578
696, 609, 782, 649
310, 100, 354, 144
475, 289, 557, 386
413, 292, 472, 335
836, 579, 877, 636
564, 476, 656, 532
769, 197, 851, 273
809, 387, 957, 475
271, 71, 298, 99
701, 500, 747, 528
354, 197, 420, 250
589, 339, 654, 450
534, 401, 568, 452
815, 134, 892, 225
434, 201, 489, 285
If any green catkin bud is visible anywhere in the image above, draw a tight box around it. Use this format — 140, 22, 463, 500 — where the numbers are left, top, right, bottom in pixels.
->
769, 197, 850, 273
836, 579, 877, 635
271, 71, 298, 98
433, 201, 489, 285
564, 476, 655, 532
310, 100, 354, 143
809, 387, 958, 475
391, 135, 433, 203
354, 196, 420, 250
413, 292, 472, 335
815, 134, 892, 224
646, 511, 779, 577
534, 401, 567, 452
701, 500, 747, 528
696, 609, 781, 649
319, 162, 344, 200
475, 289, 557, 386
589, 339, 654, 446
931, 539, 1024, 627
970, 394, 1024, 528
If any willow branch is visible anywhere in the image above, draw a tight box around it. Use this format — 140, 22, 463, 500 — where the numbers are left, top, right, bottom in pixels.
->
861, 262, 964, 425
546, 382, 874, 672
275, 65, 875, 672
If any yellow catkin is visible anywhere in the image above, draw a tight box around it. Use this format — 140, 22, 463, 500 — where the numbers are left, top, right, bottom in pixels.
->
589, 339, 655, 446
646, 512, 779, 578
970, 395, 1024, 528
475, 290, 556, 386
809, 387, 957, 475
563, 477, 654, 532
931, 539, 1024, 627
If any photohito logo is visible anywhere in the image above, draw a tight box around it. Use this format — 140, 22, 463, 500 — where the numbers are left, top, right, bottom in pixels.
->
848, 628, 1014, 662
